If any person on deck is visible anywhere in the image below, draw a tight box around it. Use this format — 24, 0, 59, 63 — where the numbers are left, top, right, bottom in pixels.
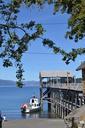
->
0, 112, 3, 128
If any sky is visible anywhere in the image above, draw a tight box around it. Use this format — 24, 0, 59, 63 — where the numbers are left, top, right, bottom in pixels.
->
0, 3, 85, 81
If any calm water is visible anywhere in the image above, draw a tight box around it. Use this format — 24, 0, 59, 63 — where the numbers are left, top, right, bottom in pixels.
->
0, 86, 52, 120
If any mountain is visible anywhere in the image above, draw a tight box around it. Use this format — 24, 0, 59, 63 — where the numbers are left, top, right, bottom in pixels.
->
0, 79, 39, 86
24, 81, 39, 86
0, 79, 16, 86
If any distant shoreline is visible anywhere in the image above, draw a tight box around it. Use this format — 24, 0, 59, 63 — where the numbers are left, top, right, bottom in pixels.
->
0, 85, 39, 87
0, 79, 39, 87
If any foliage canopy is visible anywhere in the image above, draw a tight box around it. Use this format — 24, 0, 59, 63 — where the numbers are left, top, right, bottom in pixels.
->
0, 0, 85, 87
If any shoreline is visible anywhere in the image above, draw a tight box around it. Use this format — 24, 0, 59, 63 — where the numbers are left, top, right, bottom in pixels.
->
3, 118, 66, 128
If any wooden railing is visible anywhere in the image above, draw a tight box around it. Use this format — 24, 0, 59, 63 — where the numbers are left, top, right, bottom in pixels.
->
42, 83, 83, 91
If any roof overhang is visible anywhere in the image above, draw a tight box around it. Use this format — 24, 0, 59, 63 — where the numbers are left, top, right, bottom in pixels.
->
39, 71, 73, 78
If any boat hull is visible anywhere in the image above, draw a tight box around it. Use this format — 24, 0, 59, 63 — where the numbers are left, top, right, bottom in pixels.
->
21, 96, 41, 114
21, 107, 41, 113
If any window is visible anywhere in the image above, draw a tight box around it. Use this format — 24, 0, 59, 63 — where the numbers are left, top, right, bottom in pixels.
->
32, 99, 34, 103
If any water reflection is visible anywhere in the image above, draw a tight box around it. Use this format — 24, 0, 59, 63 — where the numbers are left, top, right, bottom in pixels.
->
21, 112, 40, 119
21, 111, 58, 119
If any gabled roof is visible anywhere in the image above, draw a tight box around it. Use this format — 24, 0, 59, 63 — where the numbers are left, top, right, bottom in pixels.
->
76, 61, 85, 71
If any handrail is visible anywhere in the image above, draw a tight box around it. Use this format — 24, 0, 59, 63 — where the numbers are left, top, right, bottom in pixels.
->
42, 83, 83, 91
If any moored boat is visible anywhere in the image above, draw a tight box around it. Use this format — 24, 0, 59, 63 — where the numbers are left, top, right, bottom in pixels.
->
21, 96, 41, 113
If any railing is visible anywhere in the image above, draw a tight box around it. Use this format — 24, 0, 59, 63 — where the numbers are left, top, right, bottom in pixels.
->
42, 83, 83, 91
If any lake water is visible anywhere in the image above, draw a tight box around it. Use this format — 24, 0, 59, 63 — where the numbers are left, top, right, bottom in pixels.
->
0, 86, 56, 120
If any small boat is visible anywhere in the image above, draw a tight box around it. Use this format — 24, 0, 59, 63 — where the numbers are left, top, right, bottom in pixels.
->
21, 96, 41, 113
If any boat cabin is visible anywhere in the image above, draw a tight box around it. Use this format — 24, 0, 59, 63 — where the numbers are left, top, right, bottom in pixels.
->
29, 97, 40, 107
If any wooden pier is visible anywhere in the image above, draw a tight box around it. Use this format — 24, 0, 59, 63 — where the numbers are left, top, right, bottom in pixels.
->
39, 71, 85, 119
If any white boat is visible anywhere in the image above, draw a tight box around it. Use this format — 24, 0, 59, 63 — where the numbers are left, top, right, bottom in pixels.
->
21, 96, 41, 113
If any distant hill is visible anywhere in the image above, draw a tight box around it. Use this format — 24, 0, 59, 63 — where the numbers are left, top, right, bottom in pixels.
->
0, 79, 16, 86
24, 81, 39, 86
0, 79, 39, 86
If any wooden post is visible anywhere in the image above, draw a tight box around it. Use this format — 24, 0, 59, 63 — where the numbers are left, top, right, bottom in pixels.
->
67, 72, 69, 86
59, 90, 61, 117
80, 97, 83, 105
82, 69, 85, 95
75, 92, 78, 108
57, 104, 58, 116
40, 77, 43, 111
48, 88, 51, 113
62, 99, 64, 119
71, 92, 74, 110
77, 93, 79, 106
